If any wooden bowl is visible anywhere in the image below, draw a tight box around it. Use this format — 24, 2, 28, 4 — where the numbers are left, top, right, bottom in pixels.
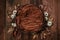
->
16, 4, 43, 32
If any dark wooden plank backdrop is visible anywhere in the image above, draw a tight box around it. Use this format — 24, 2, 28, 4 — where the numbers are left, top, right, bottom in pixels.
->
0, 0, 6, 40
0, 0, 60, 40
57, 0, 60, 40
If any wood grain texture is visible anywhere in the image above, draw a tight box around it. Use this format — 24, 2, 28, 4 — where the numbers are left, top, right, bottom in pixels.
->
16, 4, 43, 31
57, 0, 60, 40
0, 0, 5, 40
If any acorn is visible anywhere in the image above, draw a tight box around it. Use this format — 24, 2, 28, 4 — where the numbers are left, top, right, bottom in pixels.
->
11, 23, 16, 27
44, 11, 48, 17
47, 21, 52, 27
